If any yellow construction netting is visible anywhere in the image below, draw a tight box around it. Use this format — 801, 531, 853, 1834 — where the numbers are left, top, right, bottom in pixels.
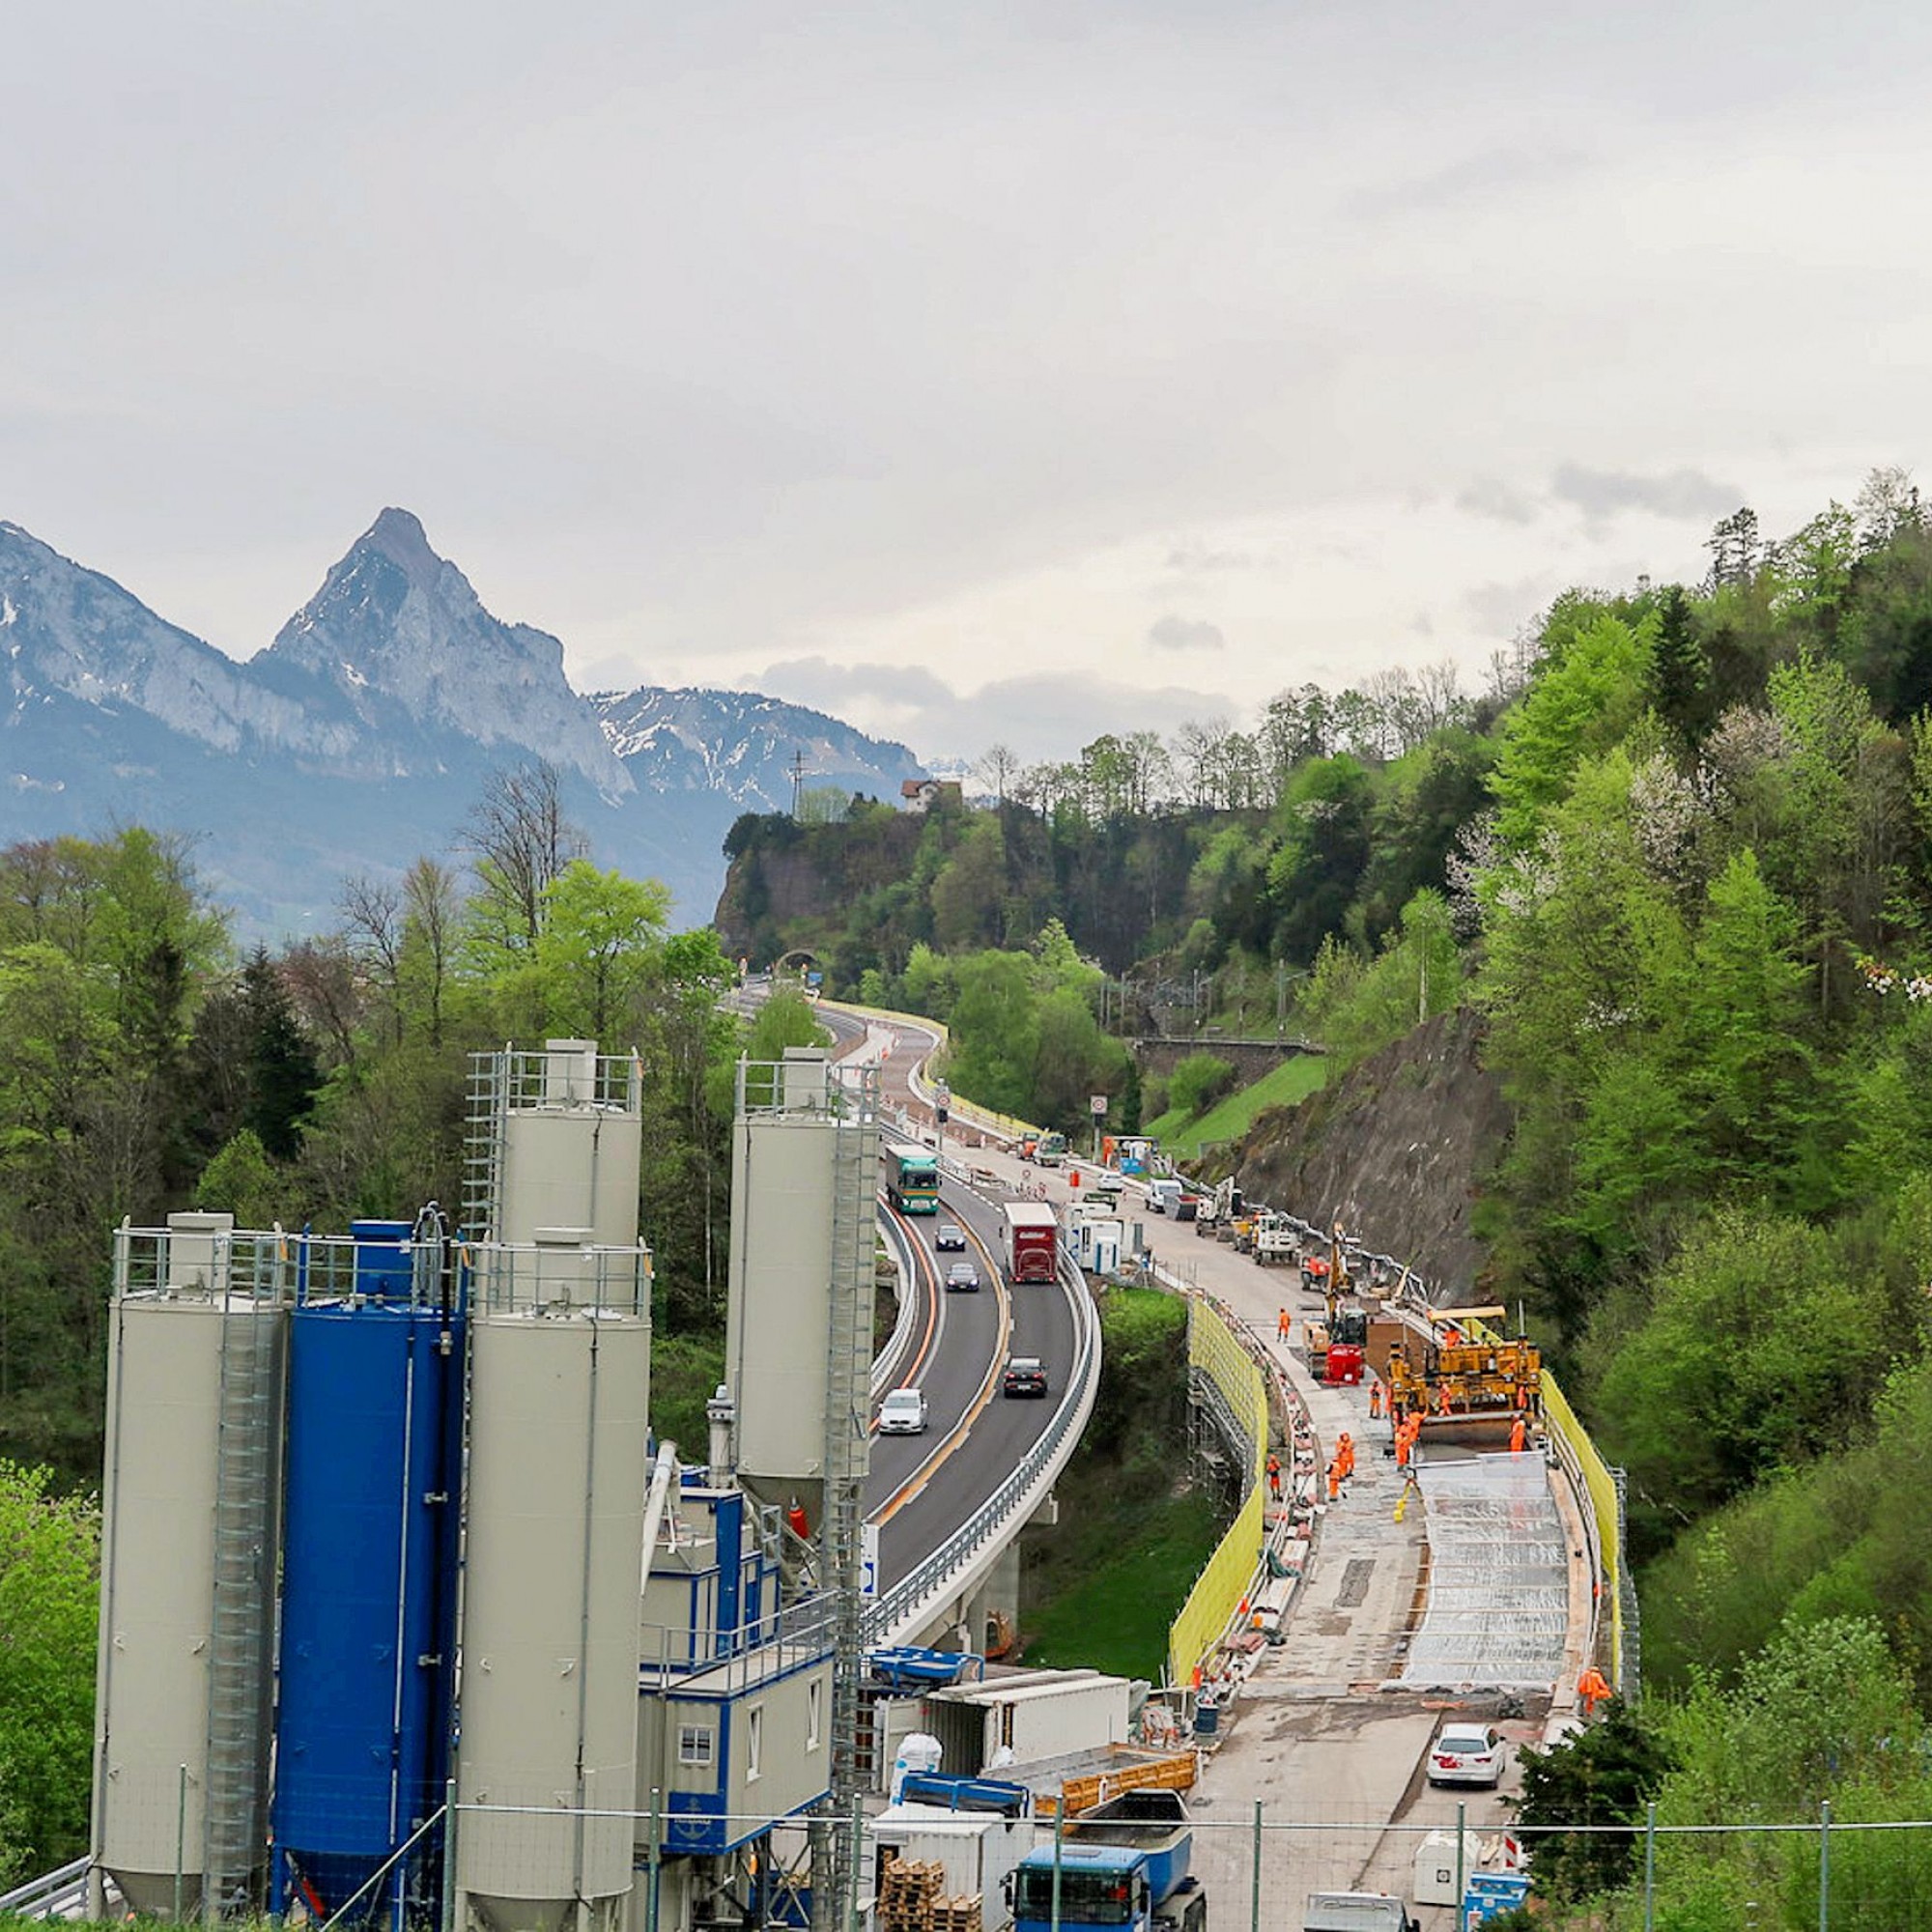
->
1540, 1369, 1623, 1688
1166, 1295, 1269, 1687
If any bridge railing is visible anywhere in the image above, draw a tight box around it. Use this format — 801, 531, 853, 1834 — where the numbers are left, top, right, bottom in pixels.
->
870, 1210, 923, 1399
862, 1244, 1101, 1645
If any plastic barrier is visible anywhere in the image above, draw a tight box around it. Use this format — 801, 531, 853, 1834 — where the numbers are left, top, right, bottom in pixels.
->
1541, 1369, 1623, 1689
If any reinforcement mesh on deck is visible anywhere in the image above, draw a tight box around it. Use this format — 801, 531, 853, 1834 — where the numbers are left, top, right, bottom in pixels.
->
1398, 1454, 1568, 1689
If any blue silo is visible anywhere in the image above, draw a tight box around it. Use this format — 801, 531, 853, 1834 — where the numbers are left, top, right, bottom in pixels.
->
272, 1219, 464, 1924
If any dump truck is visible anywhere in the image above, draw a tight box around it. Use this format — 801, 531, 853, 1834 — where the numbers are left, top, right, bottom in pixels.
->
1009, 1790, 1205, 1932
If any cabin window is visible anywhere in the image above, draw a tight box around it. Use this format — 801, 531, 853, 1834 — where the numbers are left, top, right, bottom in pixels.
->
677, 1724, 714, 1767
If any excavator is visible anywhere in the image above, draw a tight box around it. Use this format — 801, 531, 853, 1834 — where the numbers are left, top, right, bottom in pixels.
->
1301, 1224, 1368, 1384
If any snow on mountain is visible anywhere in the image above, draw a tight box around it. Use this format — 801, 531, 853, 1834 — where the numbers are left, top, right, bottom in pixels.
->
262, 509, 631, 797
0, 511, 928, 931
0, 521, 348, 756
592, 685, 921, 809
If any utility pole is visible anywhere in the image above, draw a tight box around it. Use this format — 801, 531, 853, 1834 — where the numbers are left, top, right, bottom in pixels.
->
789, 750, 808, 818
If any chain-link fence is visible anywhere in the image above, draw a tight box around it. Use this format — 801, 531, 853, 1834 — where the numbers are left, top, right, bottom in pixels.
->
57, 1796, 1932, 1930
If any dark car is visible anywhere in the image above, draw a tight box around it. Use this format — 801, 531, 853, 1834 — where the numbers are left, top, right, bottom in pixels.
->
935, 1222, 967, 1251
1002, 1356, 1048, 1398
946, 1260, 980, 1293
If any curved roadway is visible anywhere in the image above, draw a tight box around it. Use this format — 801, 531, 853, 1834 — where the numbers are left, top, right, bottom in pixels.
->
811, 1003, 1079, 1593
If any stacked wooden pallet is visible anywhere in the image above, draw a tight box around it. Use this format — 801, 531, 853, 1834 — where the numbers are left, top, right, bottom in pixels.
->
877, 1860, 944, 1932
931, 1898, 982, 1932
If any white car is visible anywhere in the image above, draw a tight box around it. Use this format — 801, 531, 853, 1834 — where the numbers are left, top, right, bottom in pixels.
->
877, 1388, 929, 1435
1427, 1722, 1507, 1788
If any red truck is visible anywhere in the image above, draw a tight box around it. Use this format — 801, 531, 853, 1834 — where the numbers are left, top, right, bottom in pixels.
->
1003, 1201, 1059, 1285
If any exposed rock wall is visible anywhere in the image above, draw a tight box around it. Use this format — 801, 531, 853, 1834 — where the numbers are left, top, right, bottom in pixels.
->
1221, 1007, 1510, 1305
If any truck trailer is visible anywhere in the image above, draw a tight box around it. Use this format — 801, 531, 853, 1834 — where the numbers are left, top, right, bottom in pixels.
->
923, 1671, 1129, 1775
1004, 1202, 1060, 1286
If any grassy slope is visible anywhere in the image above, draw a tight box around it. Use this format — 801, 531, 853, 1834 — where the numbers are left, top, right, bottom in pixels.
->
1018, 1488, 1224, 1679
1017, 1288, 1231, 1681
1144, 1053, 1327, 1157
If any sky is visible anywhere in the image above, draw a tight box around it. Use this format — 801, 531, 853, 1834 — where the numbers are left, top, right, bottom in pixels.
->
7, 1, 1930, 767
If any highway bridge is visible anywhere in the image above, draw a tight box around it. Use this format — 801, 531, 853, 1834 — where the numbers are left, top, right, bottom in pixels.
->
805, 1000, 1096, 1651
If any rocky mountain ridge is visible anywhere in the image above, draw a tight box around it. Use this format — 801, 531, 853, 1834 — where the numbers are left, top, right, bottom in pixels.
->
0, 512, 923, 929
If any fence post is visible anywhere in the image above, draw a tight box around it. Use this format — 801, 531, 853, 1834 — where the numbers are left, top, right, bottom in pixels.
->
1643, 1801, 1656, 1932
1819, 1799, 1831, 1932
174, 1762, 187, 1926
1051, 1808, 1065, 1932
440, 1780, 458, 1932
646, 1786, 663, 1932
1456, 1801, 1466, 1924
1250, 1802, 1263, 1932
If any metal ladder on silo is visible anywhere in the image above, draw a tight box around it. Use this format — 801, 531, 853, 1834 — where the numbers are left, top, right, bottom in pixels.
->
812, 1065, 879, 1932
463, 1048, 507, 1236
202, 1268, 281, 1919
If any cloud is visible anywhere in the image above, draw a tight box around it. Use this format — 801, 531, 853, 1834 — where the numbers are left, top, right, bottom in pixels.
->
1552, 464, 1743, 524
1163, 544, 1254, 573
1345, 145, 1594, 219
1463, 576, 1558, 639
752, 657, 1233, 767
1147, 613, 1225, 652
1456, 478, 1539, 526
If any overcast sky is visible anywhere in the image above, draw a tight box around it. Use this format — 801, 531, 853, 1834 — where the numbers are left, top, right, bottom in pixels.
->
7, 2, 1929, 765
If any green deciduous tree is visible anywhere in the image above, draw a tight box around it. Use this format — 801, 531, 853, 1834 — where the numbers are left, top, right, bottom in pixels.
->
1489, 605, 1656, 846
0, 1462, 99, 1882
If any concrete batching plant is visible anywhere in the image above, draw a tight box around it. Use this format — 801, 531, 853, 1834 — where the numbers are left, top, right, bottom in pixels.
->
87, 1038, 858, 1932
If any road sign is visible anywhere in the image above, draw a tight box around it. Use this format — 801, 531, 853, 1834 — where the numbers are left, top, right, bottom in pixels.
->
1090, 1094, 1108, 1116
861, 1522, 880, 1600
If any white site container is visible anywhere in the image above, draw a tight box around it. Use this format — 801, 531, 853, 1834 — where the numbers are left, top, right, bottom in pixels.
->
1412, 1829, 1486, 1907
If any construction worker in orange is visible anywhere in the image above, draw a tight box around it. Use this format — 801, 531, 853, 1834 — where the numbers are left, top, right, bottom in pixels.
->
1510, 1411, 1528, 1455
1277, 1306, 1291, 1342
1369, 1379, 1383, 1420
1336, 1432, 1354, 1483
1326, 1459, 1341, 1503
1266, 1452, 1283, 1500
1435, 1381, 1453, 1417
1577, 1665, 1611, 1719
1394, 1427, 1411, 1473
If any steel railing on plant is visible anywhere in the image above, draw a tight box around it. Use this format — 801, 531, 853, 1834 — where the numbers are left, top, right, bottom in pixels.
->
0, 1856, 90, 1919
862, 1247, 1100, 1644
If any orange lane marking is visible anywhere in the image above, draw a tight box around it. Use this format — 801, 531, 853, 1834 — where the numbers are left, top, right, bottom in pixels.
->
874, 1220, 1010, 1526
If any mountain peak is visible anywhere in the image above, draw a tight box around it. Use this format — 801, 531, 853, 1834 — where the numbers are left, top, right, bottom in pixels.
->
263, 512, 630, 797
359, 506, 440, 582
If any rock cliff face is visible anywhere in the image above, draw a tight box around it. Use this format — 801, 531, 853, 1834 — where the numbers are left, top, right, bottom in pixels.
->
1223, 1008, 1510, 1304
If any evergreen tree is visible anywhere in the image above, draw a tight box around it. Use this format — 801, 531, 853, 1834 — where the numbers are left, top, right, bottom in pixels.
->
239, 948, 321, 1160
1647, 583, 1711, 746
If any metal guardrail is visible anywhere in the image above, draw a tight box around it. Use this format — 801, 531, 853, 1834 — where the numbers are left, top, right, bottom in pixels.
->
0, 1856, 90, 1918
870, 1211, 921, 1400
863, 1244, 1101, 1645
817, 1002, 1099, 1643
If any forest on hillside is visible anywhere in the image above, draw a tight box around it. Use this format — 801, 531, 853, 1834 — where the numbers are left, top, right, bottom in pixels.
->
0, 770, 838, 1495
724, 471, 1932, 1908
0, 773, 842, 1876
